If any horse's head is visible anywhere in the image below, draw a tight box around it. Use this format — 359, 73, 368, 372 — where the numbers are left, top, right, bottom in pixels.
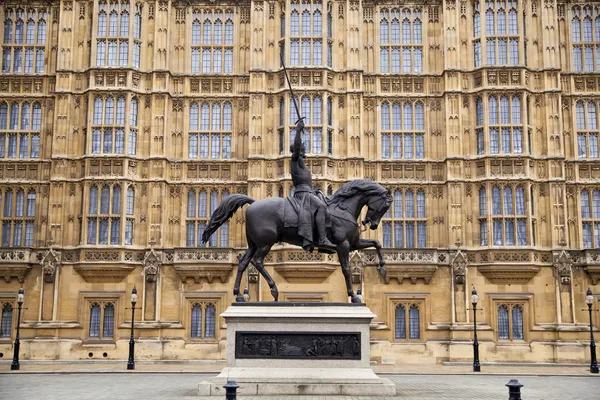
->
362, 188, 393, 230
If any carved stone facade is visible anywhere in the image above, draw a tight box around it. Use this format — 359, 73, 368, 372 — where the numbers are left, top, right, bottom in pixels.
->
0, 0, 599, 365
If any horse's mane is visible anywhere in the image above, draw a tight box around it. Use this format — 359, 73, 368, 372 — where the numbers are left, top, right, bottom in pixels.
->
328, 179, 389, 206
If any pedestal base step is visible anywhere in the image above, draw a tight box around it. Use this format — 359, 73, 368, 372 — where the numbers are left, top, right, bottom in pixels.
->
198, 367, 396, 396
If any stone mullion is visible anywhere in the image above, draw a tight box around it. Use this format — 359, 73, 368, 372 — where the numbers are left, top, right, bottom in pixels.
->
541, 0, 560, 70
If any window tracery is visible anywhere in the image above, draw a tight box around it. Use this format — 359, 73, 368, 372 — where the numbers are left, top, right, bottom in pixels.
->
0, 102, 41, 159
380, 101, 425, 159
382, 188, 426, 248
191, 9, 233, 74
2, 7, 47, 73
186, 188, 229, 247
379, 7, 423, 73
189, 102, 232, 159
0, 187, 36, 247
86, 184, 134, 245
479, 184, 528, 246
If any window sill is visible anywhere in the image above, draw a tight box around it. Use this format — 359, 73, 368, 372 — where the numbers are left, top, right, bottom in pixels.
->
392, 339, 424, 344
82, 340, 116, 347
186, 338, 220, 344
495, 340, 528, 345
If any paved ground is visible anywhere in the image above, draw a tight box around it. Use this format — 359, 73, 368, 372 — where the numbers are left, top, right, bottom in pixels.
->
0, 361, 595, 376
0, 373, 598, 399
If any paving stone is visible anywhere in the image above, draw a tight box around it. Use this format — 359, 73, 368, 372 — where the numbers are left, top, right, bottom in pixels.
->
0, 373, 598, 399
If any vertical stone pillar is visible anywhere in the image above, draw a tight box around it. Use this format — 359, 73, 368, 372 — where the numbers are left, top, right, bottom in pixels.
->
40, 249, 61, 321
451, 250, 467, 323
142, 249, 161, 321
554, 249, 574, 324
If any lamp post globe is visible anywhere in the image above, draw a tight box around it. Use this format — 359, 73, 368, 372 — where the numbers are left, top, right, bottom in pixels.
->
127, 287, 137, 370
471, 286, 481, 372
586, 288, 599, 374
11, 288, 24, 371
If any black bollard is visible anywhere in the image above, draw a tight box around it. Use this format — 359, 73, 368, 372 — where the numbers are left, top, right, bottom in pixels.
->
223, 380, 239, 400
505, 379, 523, 400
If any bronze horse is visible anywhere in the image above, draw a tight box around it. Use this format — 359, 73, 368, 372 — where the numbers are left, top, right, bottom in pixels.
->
202, 179, 393, 304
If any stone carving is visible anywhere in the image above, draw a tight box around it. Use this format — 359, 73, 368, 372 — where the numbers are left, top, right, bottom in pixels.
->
142, 249, 162, 283
235, 332, 360, 360
451, 250, 468, 284
553, 249, 572, 285
40, 249, 61, 283
350, 251, 365, 284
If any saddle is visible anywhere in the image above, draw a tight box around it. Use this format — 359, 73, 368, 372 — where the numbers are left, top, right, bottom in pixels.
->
283, 196, 332, 229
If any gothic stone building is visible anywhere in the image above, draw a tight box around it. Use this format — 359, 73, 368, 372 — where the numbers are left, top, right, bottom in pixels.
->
0, 0, 599, 365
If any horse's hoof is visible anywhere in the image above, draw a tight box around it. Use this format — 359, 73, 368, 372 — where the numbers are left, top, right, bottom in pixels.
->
271, 287, 279, 302
236, 295, 245, 302
350, 295, 362, 304
379, 266, 389, 284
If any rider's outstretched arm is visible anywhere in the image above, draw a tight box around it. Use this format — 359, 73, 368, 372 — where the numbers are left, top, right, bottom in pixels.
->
292, 119, 304, 161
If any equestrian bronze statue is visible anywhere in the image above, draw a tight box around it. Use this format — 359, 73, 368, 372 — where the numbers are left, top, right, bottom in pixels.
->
200, 49, 393, 304
201, 173, 392, 303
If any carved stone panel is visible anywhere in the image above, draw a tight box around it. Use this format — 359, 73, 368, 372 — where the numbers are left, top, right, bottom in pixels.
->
235, 331, 361, 360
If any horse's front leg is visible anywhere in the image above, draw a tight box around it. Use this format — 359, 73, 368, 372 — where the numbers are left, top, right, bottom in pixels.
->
337, 241, 360, 303
352, 238, 389, 283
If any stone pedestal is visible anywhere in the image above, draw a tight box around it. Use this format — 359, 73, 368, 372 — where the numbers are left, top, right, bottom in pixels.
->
198, 302, 396, 396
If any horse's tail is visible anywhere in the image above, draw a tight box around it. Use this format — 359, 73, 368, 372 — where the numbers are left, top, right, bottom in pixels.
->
201, 195, 255, 244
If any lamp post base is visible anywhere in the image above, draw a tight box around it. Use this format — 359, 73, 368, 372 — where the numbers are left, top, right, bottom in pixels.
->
127, 362, 135, 370
10, 363, 20, 371
473, 364, 481, 372
591, 364, 599, 374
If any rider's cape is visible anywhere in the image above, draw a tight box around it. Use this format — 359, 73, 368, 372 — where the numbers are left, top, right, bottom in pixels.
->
284, 189, 331, 244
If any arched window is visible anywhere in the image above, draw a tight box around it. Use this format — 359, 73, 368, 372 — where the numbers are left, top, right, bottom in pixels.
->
214, 20, 222, 44
395, 305, 406, 339
498, 305, 509, 339
503, 187, 513, 214
203, 19, 212, 43
409, 305, 420, 339
198, 191, 207, 217
576, 100, 600, 158
383, 188, 425, 248
26, 190, 35, 217
112, 185, 121, 214
512, 305, 523, 340
126, 187, 134, 215
0, 103, 7, 128
89, 186, 98, 214
102, 303, 114, 337
104, 97, 114, 125
120, 11, 129, 37
191, 304, 202, 337
492, 187, 502, 215
381, 103, 390, 130
192, 20, 201, 45
187, 190, 196, 218
381, 7, 423, 72
0, 303, 12, 337
15, 190, 24, 217
109, 11, 118, 36
205, 304, 216, 338
100, 186, 110, 214
190, 102, 199, 131
89, 303, 101, 337
98, 12, 107, 36
582, 189, 600, 248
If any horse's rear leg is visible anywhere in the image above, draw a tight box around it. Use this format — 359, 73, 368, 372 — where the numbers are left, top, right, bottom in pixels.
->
234, 241, 257, 302
253, 245, 278, 301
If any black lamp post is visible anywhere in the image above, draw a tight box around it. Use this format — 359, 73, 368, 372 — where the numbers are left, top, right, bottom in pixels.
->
127, 287, 138, 370
11, 288, 24, 371
585, 288, 599, 374
470, 286, 481, 372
